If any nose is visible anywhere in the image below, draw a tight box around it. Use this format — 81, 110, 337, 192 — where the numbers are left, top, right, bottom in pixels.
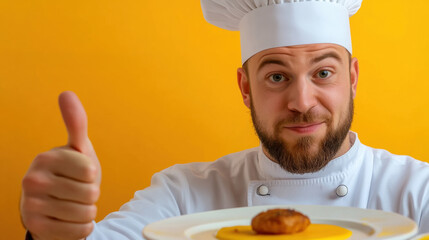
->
287, 77, 317, 113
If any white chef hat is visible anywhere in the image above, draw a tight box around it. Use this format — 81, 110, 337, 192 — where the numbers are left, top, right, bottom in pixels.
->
201, 0, 362, 64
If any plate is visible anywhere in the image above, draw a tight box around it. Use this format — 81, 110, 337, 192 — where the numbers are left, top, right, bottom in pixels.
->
410, 234, 429, 240
143, 205, 418, 240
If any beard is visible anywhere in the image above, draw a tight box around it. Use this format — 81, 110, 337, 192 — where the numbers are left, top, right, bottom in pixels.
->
250, 94, 354, 174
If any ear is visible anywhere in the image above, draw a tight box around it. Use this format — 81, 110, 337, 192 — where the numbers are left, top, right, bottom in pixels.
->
237, 67, 251, 109
350, 57, 359, 99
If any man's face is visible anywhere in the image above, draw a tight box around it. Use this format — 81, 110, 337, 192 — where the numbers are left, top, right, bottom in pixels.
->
237, 43, 359, 174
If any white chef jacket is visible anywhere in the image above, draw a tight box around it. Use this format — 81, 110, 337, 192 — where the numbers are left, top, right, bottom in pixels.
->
87, 132, 429, 239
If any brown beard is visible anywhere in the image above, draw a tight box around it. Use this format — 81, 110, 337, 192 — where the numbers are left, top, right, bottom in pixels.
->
250, 94, 354, 174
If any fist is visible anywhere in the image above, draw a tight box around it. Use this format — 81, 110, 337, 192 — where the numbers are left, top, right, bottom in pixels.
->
20, 91, 101, 240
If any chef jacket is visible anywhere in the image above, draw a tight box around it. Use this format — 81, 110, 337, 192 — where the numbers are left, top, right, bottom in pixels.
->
87, 132, 429, 239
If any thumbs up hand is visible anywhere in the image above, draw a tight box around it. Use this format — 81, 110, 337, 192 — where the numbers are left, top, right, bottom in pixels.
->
21, 91, 101, 240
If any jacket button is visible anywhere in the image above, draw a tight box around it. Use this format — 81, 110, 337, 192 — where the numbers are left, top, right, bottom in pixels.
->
257, 185, 270, 196
336, 184, 348, 197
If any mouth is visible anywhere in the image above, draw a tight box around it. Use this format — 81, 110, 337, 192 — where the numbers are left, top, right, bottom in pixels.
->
283, 122, 324, 134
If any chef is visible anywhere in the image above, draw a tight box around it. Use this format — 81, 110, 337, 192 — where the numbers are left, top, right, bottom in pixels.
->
21, 0, 429, 239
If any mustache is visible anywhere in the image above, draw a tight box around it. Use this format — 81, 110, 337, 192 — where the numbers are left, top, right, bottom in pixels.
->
276, 112, 330, 125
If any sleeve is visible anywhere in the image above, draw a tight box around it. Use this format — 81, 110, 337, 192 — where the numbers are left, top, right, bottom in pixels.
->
418, 205, 429, 234
417, 181, 429, 234
86, 170, 187, 240
409, 160, 429, 234
405, 160, 429, 235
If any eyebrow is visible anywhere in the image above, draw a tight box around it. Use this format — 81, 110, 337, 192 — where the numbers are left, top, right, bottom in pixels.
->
310, 51, 342, 65
257, 59, 290, 72
256, 51, 343, 72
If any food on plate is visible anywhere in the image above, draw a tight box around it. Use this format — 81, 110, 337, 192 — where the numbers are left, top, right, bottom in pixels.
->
215, 224, 352, 240
215, 208, 353, 240
251, 208, 310, 234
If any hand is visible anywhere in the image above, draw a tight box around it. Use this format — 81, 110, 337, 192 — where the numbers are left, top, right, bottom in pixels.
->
20, 91, 101, 240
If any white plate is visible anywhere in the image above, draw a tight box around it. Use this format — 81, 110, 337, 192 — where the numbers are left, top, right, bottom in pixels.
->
410, 234, 429, 240
143, 205, 418, 240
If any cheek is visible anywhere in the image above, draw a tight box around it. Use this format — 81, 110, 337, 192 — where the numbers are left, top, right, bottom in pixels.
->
251, 87, 286, 123
320, 87, 351, 125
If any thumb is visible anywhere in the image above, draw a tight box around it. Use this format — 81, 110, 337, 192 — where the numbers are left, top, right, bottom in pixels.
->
58, 91, 98, 160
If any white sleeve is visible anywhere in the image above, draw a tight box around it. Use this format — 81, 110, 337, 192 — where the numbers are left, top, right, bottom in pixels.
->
417, 192, 429, 234
86, 171, 185, 240
411, 161, 429, 234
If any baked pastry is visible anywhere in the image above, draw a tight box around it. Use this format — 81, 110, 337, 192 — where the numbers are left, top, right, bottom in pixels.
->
251, 208, 311, 234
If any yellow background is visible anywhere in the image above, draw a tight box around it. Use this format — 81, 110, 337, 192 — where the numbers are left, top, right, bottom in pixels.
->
1, 1, 428, 238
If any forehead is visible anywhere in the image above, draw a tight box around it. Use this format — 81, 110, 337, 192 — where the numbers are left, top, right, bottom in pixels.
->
247, 43, 349, 67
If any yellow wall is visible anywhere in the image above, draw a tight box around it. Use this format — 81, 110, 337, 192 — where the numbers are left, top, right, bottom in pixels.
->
1, 1, 428, 238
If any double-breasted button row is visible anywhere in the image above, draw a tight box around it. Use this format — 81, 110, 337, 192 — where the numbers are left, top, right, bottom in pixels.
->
256, 184, 348, 197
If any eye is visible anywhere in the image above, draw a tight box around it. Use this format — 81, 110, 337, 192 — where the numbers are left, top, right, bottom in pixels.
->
269, 74, 286, 83
317, 70, 331, 79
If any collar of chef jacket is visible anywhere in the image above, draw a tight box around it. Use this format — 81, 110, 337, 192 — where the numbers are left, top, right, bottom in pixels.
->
248, 131, 368, 206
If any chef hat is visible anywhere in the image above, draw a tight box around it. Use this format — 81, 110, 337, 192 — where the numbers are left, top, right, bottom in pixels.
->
201, 0, 362, 63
